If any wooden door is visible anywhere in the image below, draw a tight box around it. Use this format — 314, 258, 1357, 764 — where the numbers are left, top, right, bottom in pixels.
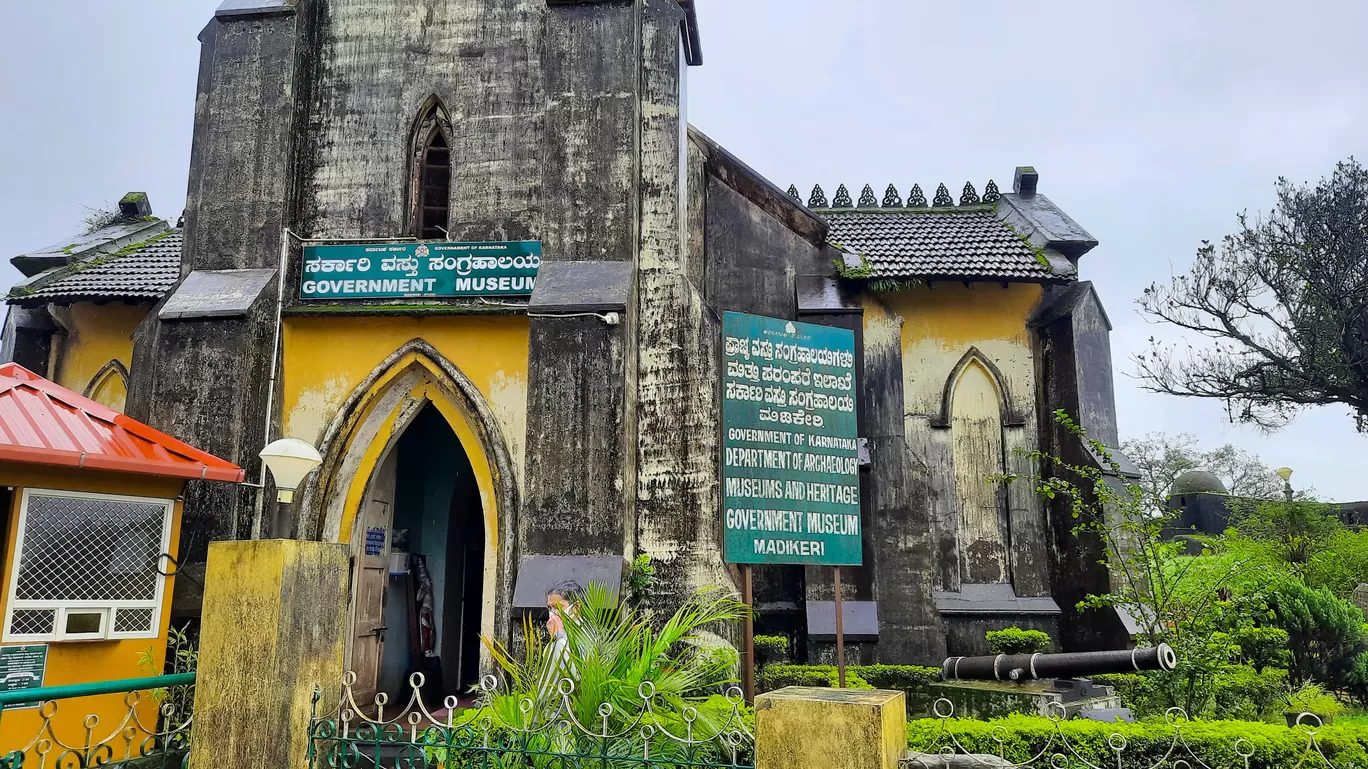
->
349, 451, 397, 708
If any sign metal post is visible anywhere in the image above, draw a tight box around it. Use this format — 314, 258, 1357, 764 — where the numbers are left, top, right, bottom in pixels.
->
834, 566, 846, 687
742, 564, 755, 702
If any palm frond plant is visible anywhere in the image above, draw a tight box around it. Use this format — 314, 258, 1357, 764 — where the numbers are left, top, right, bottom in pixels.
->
472, 583, 751, 766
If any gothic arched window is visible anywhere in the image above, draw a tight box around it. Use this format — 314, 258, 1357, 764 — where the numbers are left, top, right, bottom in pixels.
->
410, 99, 453, 240
950, 356, 1009, 584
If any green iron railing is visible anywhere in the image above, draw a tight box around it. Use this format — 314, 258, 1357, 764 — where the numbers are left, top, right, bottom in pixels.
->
0, 672, 195, 769
308, 671, 755, 769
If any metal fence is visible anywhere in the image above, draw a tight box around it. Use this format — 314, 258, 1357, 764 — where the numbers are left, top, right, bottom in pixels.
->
0, 672, 194, 769
307, 672, 755, 769
904, 698, 1357, 769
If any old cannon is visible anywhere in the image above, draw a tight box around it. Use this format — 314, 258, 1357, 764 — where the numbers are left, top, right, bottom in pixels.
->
941, 643, 1177, 683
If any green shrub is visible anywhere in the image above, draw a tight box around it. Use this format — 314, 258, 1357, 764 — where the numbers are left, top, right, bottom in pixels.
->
753, 635, 789, 666
1095, 666, 1287, 721
1090, 673, 1155, 714
852, 665, 940, 693
1283, 681, 1345, 720
985, 627, 1052, 655
757, 665, 870, 692
907, 715, 1368, 769
1230, 625, 1292, 672
1211, 666, 1287, 721
1270, 580, 1368, 690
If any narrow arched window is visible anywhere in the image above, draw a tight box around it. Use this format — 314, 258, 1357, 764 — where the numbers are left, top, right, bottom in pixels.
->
418, 130, 451, 239
410, 99, 453, 240
951, 358, 1009, 584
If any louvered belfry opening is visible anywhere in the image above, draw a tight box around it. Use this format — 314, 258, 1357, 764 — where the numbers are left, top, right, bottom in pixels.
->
418, 126, 451, 240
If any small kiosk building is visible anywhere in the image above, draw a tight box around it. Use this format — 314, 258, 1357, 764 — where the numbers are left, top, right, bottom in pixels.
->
0, 363, 242, 757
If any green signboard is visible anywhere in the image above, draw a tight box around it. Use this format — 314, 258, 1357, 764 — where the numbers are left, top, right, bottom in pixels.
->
300, 241, 541, 300
722, 312, 861, 566
0, 644, 47, 707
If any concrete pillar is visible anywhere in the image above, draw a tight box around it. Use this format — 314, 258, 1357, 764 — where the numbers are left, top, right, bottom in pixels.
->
755, 688, 907, 769
188, 540, 350, 769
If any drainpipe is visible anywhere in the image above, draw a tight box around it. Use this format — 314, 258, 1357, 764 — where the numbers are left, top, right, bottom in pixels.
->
252, 228, 293, 539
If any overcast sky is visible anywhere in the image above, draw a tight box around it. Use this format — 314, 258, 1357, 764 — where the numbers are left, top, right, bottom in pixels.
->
1, 1, 1365, 499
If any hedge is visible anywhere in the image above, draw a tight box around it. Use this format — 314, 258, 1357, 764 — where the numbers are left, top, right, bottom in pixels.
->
757, 664, 871, 691
848, 665, 940, 692
757, 664, 940, 695
907, 715, 1368, 769
985, 627, 1052, 655
1092, 666, 1289, 721
753, 635, 789, 666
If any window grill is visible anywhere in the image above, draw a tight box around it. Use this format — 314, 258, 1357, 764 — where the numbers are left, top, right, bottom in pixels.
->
8, 609, 55, 636
114, 607, 155, 634
4, 490, 173, 641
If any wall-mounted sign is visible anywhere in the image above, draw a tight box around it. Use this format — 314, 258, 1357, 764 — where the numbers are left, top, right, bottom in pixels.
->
721, 312, 862, 566
0, 644, 48, 707
365, 527, 386, 556
300, 241, 541, 300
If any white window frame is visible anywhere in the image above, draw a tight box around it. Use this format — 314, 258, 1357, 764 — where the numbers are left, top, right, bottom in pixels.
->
3, 488, 174, 643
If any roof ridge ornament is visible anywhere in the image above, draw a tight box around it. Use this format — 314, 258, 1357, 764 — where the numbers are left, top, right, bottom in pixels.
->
857, 185, 879, 208
787, 185, 802, 203
959, 182, 981, 206
982, 180, 1001, 203
908, 184, 928, 208
882, 184, 903, 208
932, 183, 954, 207
808, 184, 829, 208
832, 184, 854, 208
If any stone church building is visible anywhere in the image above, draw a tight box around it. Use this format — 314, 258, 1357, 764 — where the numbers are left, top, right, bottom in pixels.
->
2, 0, 1128, 701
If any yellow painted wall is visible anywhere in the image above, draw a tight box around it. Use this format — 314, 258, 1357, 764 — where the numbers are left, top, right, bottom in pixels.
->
0, 466, 184, 759
50, 303, 147, 411
873, 282, 1046, 591
281, 314, 531, 534
881, 282, 1041, 415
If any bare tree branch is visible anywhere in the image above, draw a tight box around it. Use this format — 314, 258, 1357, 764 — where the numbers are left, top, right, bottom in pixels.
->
1135, 159, 1368, 431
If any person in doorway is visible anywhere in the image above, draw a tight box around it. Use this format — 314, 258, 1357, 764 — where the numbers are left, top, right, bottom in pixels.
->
538, 580, 582, 707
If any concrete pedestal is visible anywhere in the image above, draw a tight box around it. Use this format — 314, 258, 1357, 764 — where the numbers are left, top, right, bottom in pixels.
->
188, 540, 350, 769
755, 687, 906, 769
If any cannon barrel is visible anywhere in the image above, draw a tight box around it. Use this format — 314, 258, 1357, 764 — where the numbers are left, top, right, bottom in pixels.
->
941, 644, 1177, 683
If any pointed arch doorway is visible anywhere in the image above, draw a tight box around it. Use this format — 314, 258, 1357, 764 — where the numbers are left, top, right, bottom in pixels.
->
350, 404, 486, 706
299, 342, 520, 710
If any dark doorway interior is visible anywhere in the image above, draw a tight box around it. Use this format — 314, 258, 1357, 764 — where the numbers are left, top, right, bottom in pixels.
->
377, 404, 484, 704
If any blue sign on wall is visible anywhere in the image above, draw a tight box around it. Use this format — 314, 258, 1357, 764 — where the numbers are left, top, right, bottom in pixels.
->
365, 527, 386, 556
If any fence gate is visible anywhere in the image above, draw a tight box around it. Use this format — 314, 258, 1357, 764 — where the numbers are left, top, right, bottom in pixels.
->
307, 672, 755, 769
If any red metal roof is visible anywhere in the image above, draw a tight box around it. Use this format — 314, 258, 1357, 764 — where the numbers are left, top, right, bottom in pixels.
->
0, 363, 244, 483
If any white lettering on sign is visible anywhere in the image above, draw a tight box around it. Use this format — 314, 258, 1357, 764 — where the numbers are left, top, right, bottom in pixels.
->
302, 279, 439, 295
752, 539, 827, 557
452, 277, 537, 293
725, 508, 807, 533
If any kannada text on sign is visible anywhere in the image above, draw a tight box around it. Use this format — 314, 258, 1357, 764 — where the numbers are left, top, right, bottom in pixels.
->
300, 241, 541, 300
721, 313, 862, 566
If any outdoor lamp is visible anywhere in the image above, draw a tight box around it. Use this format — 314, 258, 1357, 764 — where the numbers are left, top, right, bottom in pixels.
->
1276, 467, 1293, 501
260, 438, 322, 538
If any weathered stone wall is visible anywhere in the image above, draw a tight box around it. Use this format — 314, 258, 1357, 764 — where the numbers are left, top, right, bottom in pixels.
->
129, 7, 308, 579
301, 0, 543, 243
1034, 282, 1130, 651
633, 0, 731, 612
857, 297, 946, 662
886, 284, 1050, 598
127, 297, 277, 563
183, 11, 303, 273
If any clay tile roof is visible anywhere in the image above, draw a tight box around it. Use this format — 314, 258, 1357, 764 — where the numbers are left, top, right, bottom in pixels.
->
8, 230, 182, 306
0, 363, 244, 483
820, 209, 1072, 283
